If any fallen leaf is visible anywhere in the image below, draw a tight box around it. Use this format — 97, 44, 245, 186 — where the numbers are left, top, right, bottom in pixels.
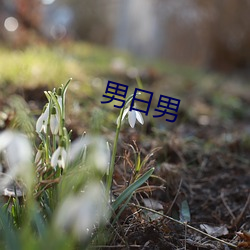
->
142, 198, 164, 221
200, 224, 228, 237
237, 231, 250, 248
143, 198, 163, 210
174, 192, 191, 222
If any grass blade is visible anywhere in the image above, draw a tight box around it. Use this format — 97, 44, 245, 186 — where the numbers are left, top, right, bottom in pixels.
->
112, 167, 154, 211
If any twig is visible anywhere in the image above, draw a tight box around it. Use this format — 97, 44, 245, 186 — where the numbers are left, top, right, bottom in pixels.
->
129, 203, 237, 249
184, 221, 187, 250
233, 192, 250, 227
166, 178, 183, 215
221, 190, 236, 221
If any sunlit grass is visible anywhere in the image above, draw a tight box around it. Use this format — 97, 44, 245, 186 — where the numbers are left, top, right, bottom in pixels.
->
0, 41, 248, 128
0, 44, 85, 86
0, 42, 207, 87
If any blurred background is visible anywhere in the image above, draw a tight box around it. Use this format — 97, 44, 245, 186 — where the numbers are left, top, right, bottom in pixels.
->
1, 0, 250, 72
1, 0, 250, 134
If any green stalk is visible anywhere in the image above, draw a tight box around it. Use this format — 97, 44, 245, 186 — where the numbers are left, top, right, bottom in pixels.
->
136, 76, 143, 89
44, 95, 53, 164
61, 78, 71, 127
52, 134, 56, 152
106, 94, 134, 197
106, 107, 123, 196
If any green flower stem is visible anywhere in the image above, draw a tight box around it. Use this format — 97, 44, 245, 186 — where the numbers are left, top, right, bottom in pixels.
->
106, 94, 135, 197
136, 77, 143, 89
106, 107, 123, 196
52, 134, 56, 152
61, 78, 71, 127
45, 97, 53, 164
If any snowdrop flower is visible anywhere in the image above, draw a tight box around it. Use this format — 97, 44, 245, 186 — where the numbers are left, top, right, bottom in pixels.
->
67, 136, 87, 164
51, 144, 67, 169
54, 182, 109, 240
67, 135, 110, 173
50, 106, 60, 135
91, 137, 110, 173
36, 103, 50, 133
0, 130, 33, 190
119, 107, 144, 128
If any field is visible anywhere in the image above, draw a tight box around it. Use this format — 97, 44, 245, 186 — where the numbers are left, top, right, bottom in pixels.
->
0, 42, 249, 250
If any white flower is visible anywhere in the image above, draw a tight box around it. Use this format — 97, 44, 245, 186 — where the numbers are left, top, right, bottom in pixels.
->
36, 104, 50, 133
51, 145, 67, 169
50, 106, 60, 135
54, 182, 109, 240
0, 130, 33, 190
67, 136, 110, 173
91, 137, 110, 173
118, 107, 144, 128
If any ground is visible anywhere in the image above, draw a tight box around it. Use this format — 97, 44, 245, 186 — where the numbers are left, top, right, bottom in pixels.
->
0, 42, 249, 249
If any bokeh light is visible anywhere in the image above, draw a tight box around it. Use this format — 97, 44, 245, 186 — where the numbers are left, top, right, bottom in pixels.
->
50, 24, 67, 40
4, 17, 19, 32
41, 0, 55, 5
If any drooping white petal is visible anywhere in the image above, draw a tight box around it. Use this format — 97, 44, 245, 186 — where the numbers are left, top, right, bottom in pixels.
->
41, 121, 48, 133
136, 111, 144, 125
5, 133, 32, 170
121, 107, 129, 121
50, 114, 59, 135
0, 130, 33, 190
59, 148, 67, 169
67, 136, 110, 172
67, 136, 89, 163
36, 113, 45, 133
51, 146, 67, 169
54, 182, 109, 240
116, 107, 129, 125
36, 104, 50, 133
119, 107, 144, 128
51, 146, 61, 168
128, 110, 136, 128
57, 158, 65, 169
44, 103, 50, 117
93, 138, 110, 172
0, 130, 14, 151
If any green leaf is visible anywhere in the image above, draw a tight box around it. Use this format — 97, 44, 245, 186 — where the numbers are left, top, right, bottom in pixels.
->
32, 209, 46, 237
135, 152, 141, 172
136, 77, 143, 89
112, 167, 154, 211
179, 199, 191, 222
62, 78, 72, 99
112, 193, 133, 225
0, 207, 21, 250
